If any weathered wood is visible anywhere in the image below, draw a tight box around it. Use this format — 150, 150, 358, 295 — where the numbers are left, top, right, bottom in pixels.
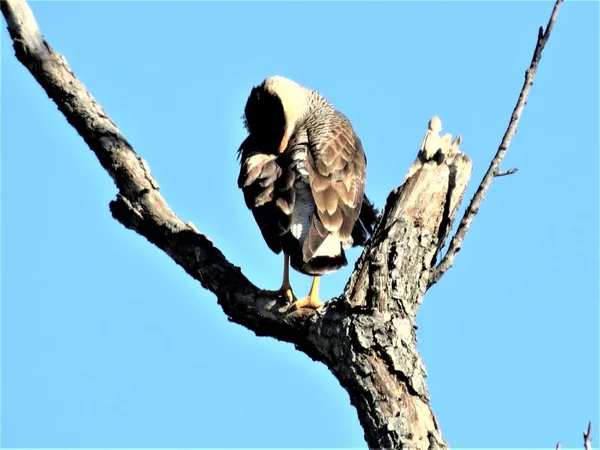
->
1, 0, 563, 447
326, 119, 471, 448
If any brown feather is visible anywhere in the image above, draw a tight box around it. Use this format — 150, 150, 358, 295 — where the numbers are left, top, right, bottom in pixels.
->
306, 115, 367, 242
237, 135, 296, 255
238, 76, 377, 277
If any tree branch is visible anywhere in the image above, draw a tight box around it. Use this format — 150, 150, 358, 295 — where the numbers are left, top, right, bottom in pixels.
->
429, 0, 564, 287
494, 167, 519, 177
584, 421, 592, 450
3, 1, 460, 446
2, 0, 562, 448
0, 0, 318, 345
555, 421, 593, 450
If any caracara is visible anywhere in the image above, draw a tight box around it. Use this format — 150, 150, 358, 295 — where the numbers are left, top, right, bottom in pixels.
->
237, 76, 377, 310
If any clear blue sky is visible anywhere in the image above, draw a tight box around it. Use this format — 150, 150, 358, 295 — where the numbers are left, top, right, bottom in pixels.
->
2, 1, 598, 448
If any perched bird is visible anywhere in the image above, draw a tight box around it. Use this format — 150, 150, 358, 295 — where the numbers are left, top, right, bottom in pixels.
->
237, 76, 377, 310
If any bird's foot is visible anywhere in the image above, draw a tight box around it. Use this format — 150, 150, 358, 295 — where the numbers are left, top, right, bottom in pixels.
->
286, 292, 324, 312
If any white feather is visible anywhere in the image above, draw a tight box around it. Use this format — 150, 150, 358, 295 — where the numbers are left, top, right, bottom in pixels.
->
313, 233, 342, 258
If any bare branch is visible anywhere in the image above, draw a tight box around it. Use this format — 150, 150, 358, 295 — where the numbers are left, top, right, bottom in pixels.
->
584, 421, 592, 450
2, 1, 466, 447
494, 168, 519, 177
0, 0, 313, 344
429, 0, 564, 287
2, 0, 563, 448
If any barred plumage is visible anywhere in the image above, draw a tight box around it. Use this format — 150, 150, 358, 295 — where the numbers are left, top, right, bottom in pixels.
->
237, 75, 377, 310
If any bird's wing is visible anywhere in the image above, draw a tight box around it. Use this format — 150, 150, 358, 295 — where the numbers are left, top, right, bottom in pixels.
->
303, 114, 367, 260
237, 136, 295, 254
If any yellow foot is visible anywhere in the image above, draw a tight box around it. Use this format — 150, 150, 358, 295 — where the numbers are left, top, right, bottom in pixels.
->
286, 294, 324, 312
263, 286, 296, 304
286, 276, 323, 312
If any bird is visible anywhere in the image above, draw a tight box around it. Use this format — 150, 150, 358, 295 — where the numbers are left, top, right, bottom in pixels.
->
236, 75, 377, 311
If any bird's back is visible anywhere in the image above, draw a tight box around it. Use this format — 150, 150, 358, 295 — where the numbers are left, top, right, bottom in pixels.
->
237, 77, 377, 276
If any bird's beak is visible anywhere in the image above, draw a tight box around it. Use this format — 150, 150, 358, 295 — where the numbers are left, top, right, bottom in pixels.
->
278, 133, 289, 154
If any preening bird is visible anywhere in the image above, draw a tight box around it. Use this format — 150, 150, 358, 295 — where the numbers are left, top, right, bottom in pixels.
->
237, 76, 377, 311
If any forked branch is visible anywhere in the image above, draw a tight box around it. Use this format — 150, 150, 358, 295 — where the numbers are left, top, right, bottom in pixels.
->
429, 0, 564, 286
2, 0, 565, 448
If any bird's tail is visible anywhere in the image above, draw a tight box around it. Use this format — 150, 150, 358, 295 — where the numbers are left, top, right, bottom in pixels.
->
351, 194, 379, 247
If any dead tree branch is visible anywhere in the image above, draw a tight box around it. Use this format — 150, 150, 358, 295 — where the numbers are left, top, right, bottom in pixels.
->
0, 0, 318, 351
494, 168, 519, 177
1, 0, 562, 447
555, 421, 593, 450
430, 0, 564, 287
1, 1, 456, 446
584, 421, 593, 450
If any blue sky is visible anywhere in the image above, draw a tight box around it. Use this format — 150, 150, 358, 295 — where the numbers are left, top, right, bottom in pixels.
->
1, 1, 598, 448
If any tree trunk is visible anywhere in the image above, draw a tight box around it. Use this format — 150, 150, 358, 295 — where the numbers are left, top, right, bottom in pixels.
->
1, 0, 562, 447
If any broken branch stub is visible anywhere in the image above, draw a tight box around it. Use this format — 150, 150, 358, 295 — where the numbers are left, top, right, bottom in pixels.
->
344, 116, 473, 312
304, 119, 472, 450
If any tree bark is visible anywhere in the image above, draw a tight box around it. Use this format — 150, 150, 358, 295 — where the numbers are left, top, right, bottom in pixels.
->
1, 0, 562, 447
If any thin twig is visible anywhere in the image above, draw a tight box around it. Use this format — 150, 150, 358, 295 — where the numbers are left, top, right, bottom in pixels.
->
584, 421, 592, 450
429, 0, 563, 286
495, 168, 519, 177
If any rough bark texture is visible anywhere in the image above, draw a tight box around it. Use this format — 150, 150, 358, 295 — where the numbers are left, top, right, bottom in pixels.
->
1, 0, 562, 447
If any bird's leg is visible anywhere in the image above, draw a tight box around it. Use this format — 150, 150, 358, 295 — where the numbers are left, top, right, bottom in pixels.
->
262, 253, 296, 304
286, 276, 324, 311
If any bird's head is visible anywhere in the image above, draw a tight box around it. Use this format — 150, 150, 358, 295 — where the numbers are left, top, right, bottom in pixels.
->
243, 75, 310, 154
